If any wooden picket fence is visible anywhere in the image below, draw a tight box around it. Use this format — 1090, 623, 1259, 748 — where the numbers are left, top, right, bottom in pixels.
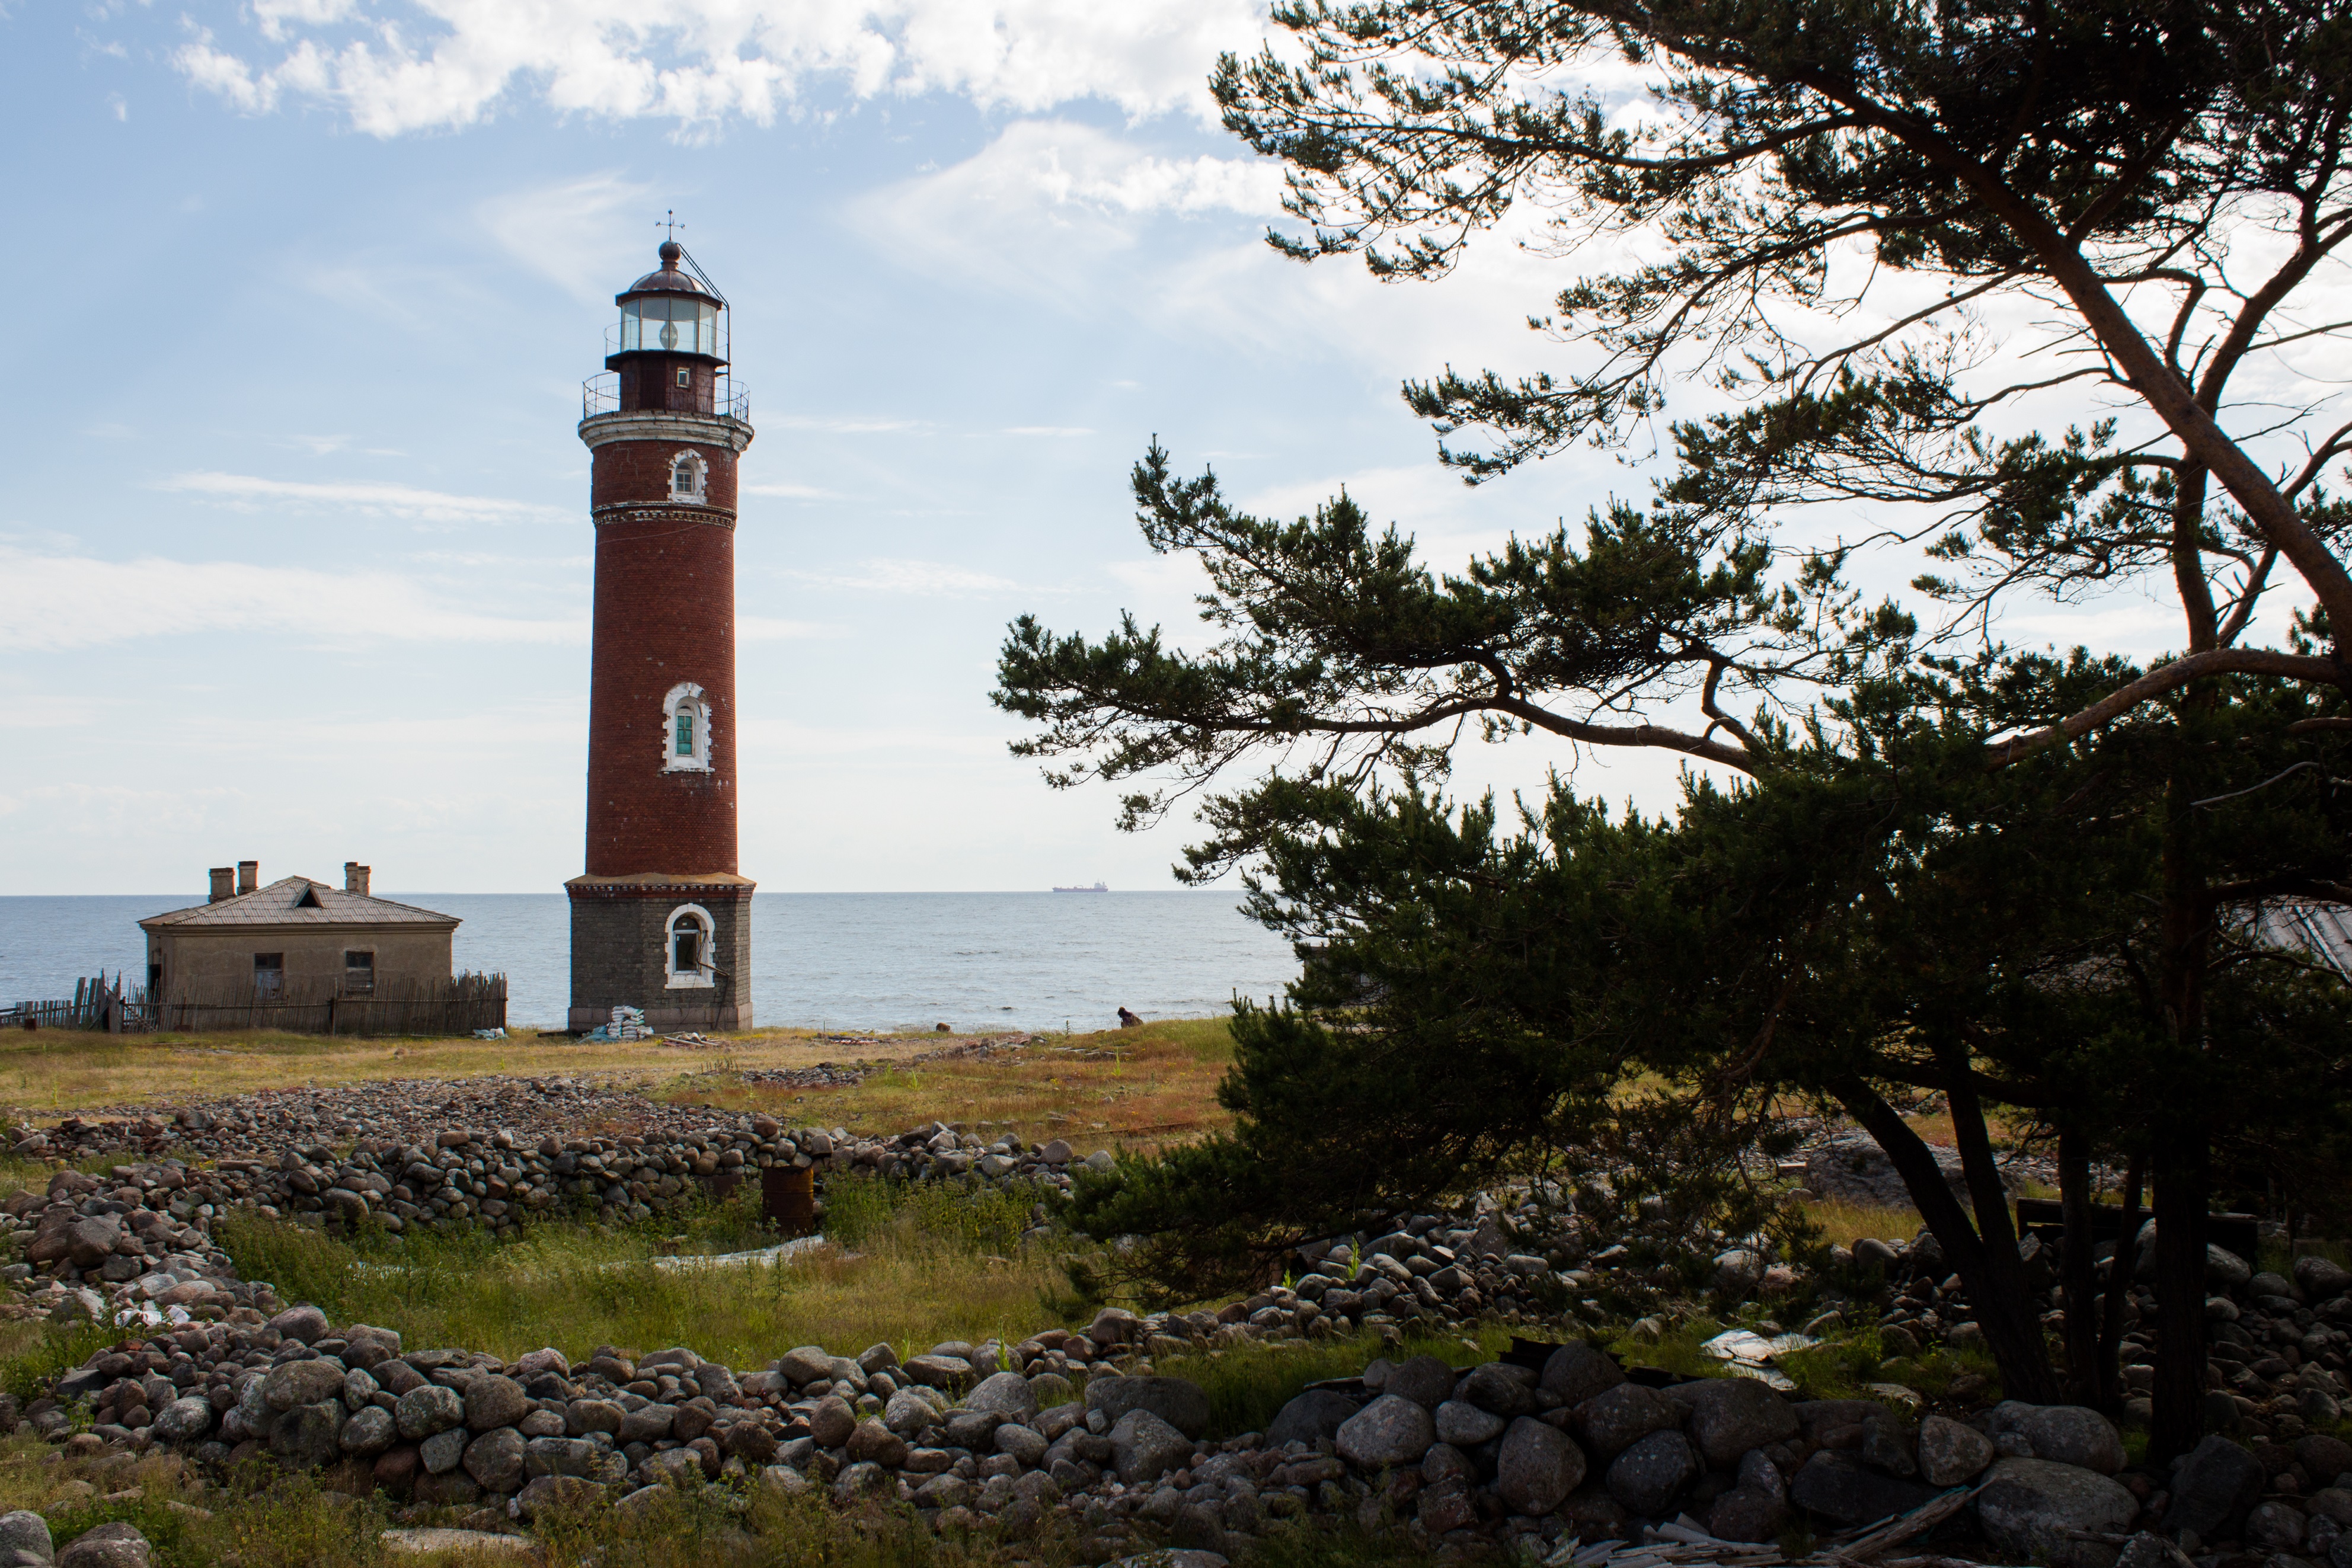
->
3, 972, 506, 1038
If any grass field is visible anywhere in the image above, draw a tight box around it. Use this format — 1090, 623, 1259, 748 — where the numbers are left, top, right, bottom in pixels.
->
0, 1018, 1241, 1157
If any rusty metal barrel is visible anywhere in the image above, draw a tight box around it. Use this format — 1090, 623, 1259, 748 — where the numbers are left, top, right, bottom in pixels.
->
762, 1164, 817, 1235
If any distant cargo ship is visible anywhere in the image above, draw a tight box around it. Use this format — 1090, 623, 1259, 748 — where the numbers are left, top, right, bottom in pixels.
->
1052, 881, 1110, 892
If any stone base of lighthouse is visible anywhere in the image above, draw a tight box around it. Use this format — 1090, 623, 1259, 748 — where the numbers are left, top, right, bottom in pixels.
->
565, 874, 753, 1032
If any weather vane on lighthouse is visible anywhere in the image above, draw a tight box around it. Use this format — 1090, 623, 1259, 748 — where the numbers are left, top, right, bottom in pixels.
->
657, 210, 684, 241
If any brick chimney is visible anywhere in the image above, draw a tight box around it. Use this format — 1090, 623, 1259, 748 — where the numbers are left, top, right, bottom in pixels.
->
207, 867, 235, 904
237, 860, 258, 896
344, 862, 371, 897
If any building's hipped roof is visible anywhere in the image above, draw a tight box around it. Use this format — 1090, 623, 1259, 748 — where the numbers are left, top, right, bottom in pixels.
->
139, 878, 461, 932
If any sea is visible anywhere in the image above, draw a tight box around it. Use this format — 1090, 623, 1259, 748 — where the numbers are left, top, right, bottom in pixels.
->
0, 892, 1300, 1034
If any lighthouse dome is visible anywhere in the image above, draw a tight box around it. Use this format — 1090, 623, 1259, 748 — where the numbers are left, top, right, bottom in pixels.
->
625, 241, 708, 297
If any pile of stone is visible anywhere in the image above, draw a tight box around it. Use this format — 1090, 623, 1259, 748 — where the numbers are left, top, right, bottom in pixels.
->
15, 1292, 2191, 1567
0, 1163, 260, 1327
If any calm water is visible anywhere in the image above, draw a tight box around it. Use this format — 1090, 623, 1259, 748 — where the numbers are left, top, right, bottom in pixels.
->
0, 892, 1299, 1033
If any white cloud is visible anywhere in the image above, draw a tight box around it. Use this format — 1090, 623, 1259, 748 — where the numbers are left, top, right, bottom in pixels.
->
849, 120, 1283, 300
158, 471, 570, 526
478, 173, 655, 303
172, 0, 1266, 136
784, 558, 1018, 596
0, 547, 583, 652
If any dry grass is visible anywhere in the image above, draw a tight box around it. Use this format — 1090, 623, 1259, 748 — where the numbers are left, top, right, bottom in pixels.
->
663, 1018, 1238, 1155
0, 1027, 973, 1118
1802, 1197, 1925, 1249
0, 1020, 1239, 1159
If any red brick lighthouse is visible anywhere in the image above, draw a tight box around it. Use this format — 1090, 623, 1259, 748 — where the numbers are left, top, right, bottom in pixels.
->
565, 239, 755, 1032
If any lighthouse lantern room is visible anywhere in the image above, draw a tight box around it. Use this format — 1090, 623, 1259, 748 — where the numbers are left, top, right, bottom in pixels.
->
565, 238, 756, 1032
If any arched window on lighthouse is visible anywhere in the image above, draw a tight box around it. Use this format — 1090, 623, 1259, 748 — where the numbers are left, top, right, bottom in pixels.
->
661, 682, 712, 773
669, 449, 707, 503
664, 904, 715, 989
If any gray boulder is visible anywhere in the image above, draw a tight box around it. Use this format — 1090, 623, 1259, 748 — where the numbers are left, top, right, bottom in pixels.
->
1109, 1409, 1191, 1484
2246, 1500, 2308, 1553
1574, 1383, 1683, 1458
464, 1374, 528, 1432
1457, 1362, 1535, 1418
151, 1396, 213, 1445
1674, 1377, 1798, 1468
883, 1388, 941, 1438
1497, 1416, 1587, 1515
2167, 1433, 2268, 1539
2114, 1534, 2198, 1568
1608, 1429, 1698, 1515
261, 1359, 346, 1413
463, 1426, 527, 1492
56, 1523, 146, 1568
1542, 1343, 1626, 1406
1337, 1394, 1436, 1471
395, 1383, 465, 1442
271, 1401, 343, 1469
339, 1405, 396, 1455
1992, 1401, 2126, 1474
1710, 1486, 1792, 1543
1383, 1355, 1459, 1409
0, 1511, 50, 1567
514, 1474, 603, 1519
1789, 1451, 1941, 1527
1976, 1457, 2138, 1568
1918, 1413, 1995, 1485
1264, 1390, 1358, 1449
777, 1346, 834, 1385
1435, 1400, 1506, 1448
420, 1426, 468, 1476
2297, 1255, 2352, 1301
1086, 1375, 1210, 1440
966, 1371, 1037, 1420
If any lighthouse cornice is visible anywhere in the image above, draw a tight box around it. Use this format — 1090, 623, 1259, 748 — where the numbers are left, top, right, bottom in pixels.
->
579, 409, 755, 454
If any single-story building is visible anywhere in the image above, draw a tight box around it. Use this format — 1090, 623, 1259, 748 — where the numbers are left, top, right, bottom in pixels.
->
139, 861, 460, 1007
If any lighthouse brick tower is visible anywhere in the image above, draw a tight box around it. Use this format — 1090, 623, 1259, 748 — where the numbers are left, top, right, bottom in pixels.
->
565, 239, 755, 1032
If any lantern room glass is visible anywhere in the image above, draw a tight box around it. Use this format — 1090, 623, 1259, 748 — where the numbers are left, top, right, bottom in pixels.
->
619, 296, 722, 356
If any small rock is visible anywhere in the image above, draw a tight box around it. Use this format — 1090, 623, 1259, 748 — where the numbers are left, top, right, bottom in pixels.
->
1434, 1400, 1506, 1448
1918, 1413, 1995, 1486
56, 1522, 148, 1568
1542, 1342, 1627, 1406
1608, 1429, 1698, 1515
1086, 1375, 1209, 1440
1264, 1390, 1358, 1449
1574, 1383, 1683, 1458
1977, 1457, 2139, 1568
1496, 1416, 1586, 1515
1109, 1409, 1191, 1485
2166, 1433, 2267, 1539
0, 1512, 50, 1567
1336, 1394, 1437, 1471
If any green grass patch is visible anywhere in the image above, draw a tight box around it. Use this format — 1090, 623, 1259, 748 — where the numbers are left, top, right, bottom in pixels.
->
1606, 1317, 1734, 1382
1153, 1323, 1514, 1440
213, 1177, 1083, 1368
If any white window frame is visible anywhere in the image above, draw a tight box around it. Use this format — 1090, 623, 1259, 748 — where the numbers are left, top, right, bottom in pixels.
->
661, 681, 712, 773
668, 448, 708, 503
664, 903, 715, 990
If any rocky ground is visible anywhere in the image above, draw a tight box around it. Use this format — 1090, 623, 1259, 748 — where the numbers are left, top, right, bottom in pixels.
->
0, 1073, 2338, 1568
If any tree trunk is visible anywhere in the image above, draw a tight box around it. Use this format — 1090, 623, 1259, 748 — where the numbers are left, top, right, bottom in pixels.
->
1839, 1081, 2062, 1403
2059, 1126, 2101, 1405
2098, 1154, 2146, 1413
2150, 1132, 2213, 1460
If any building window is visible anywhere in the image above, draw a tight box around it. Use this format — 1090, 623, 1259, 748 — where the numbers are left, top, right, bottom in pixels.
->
669, 449, 707, 502
254, 953, 284, 1001
344, 951, 375, 997
675, 367, 691, 388
664, 904, 716, 989
661, 681, 712, 772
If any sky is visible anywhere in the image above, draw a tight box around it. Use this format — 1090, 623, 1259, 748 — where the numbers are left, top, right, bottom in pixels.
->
0, 1, 2329, 899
